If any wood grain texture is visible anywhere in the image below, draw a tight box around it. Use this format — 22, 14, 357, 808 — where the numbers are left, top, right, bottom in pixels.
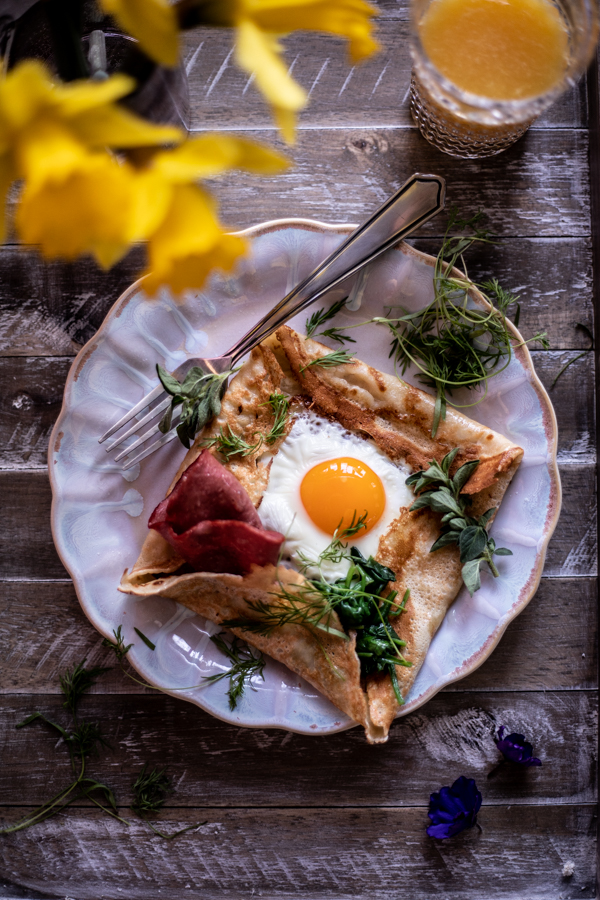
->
0, 577, 596, 695
0, 350, 592, 470
0, 462, 591, 580
0, 691, 595, 807
0, 805, 595, 900
0, 239, 592, 359
180, 18, 587, 131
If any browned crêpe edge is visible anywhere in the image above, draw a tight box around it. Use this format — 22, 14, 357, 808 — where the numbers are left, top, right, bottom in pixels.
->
122, 327, 523, 743
273, 325, 522, 492
120, 564, 378, 739
271, 326, 523, 735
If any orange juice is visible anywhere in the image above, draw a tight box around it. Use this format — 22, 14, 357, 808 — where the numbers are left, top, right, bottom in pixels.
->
418, 0, 569, 101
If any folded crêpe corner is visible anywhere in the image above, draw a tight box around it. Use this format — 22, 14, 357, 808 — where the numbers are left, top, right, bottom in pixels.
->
120, 326, 523, 742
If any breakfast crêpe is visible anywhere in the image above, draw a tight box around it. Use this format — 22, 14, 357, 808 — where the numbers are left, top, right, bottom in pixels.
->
120, 325, 523, 743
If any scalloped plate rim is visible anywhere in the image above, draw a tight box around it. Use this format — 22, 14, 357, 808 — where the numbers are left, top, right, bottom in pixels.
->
48, 216, 562, 734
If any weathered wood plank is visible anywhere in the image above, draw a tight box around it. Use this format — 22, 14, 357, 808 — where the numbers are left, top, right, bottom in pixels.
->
181, 17, 586, 131
0, 238, 592, 359
0, 350, 591, 470
0, 462, 590, 580
200, 129, 591, 238
0, 804, 595, 900
0, 692, 595, 807
0, 577, 595, 695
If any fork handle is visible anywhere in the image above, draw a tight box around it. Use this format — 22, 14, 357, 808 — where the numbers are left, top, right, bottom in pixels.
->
226, 173, 445, 363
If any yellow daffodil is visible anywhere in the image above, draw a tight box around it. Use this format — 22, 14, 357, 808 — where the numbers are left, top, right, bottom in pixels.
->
142, 184, 247, 295
99, 0, 379, 143
16, 153, 143, 268
139, 134, 288, 295
0, 60, 182, 262
99, 0, 179, 68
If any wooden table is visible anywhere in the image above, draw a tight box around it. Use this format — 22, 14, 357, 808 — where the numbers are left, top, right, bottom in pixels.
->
0, 5, 597, 897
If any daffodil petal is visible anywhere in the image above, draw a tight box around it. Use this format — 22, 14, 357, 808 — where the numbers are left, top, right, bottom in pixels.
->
15, 120, 89, 188
53, 74, 136, 116
235, 18, 306, 141
100, 0, 179, 68
0, 61, 54, 132
144, 184, 246, 295
16, 153, 138, 268
71, 104, 182, 149
241, 0, 379, 61
153, 134, 288, 182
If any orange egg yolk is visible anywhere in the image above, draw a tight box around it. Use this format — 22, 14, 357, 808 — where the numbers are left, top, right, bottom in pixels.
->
300, 457, 386, 537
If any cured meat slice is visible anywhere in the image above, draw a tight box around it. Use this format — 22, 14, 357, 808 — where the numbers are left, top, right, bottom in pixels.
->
149, 449, 284, 575
150, 519, 285, 576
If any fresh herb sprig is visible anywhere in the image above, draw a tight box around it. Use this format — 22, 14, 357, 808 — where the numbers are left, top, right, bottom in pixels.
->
224, 526, 411, 704
305, 296, 349, 338
202, 634, 266, 710
370, 211, 548, 437
103, 625, 263, 711
59, 660, 110, 716
131, 766, 206, 840
406, 449, 513, 595
203, 392, 291, 460
157, 364, 235, 449
300, 349, 355, 372
0, 660, 127, 836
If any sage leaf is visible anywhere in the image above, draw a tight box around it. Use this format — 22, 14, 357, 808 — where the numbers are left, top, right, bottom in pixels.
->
459, 526, 488, 562
462, 558, 483, 595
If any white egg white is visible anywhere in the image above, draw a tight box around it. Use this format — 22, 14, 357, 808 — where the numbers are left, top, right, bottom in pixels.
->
258, 413, 414, 580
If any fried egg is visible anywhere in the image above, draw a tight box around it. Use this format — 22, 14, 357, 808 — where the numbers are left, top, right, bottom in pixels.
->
258, 413, 414, 580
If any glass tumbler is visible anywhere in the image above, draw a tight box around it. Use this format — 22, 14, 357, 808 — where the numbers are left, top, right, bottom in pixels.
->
409, 0, 599, 158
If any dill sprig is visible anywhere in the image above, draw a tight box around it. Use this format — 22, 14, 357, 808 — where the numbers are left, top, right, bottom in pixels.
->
300, 349, 355, 372
305, 296, 349, 338
131, 765, 206, 840
203, 633, 266, 710
60, 659, 110, 717
406, 448, 512, 595
371, 210, 548, 437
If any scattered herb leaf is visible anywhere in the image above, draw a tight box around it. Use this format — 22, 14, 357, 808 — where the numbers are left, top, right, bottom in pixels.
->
305, 296, 348, 338
263, 392, 291, 444
131, 765, 206, 840
406, 449, 512, 594
134, 627, 156, 651
318, 327, 357, 345
203, 633, 266, 710
60, 659, 111, 717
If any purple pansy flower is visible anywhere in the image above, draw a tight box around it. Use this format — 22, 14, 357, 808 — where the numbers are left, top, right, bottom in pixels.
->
495, 726, 542, 766
426, 776, 482, 839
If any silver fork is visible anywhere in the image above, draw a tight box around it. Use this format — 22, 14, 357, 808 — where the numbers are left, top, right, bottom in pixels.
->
99, 172, 446, 469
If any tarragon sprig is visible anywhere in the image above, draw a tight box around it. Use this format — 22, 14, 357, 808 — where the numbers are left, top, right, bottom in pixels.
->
305, 296, 349, 338
406, 449, 512, 595
203, 392, 291, 460
300, 349, 355, 372
157, 364, 235, 449
371, 210, 548, 437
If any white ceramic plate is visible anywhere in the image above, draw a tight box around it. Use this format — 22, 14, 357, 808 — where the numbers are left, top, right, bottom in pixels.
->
49, 220, 561, 735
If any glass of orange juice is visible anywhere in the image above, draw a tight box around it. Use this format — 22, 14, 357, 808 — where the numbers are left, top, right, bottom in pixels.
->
410, 0, 599, 157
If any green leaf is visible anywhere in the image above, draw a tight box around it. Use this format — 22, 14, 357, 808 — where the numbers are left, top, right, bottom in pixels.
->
158, 404, 173, 434
134, 628, 156, 651
462, 558, 483, 595
441, 448, 460, 474
156, 365, 183, 396
453, 460, 480, 492
430, 531, 460, 552
494, 547, 513, 556
459, 525, 488, 562
478, 507, 497, 527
